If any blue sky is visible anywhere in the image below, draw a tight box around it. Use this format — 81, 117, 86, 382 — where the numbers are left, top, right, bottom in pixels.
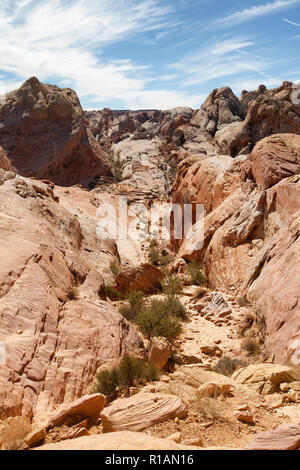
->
0, 0, 300, 109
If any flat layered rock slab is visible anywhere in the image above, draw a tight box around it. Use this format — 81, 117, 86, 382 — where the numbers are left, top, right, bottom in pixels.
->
100, 393, 186, 432
246, 423, 300, 450
36, 431, 199, 450
48, 394, 106, 428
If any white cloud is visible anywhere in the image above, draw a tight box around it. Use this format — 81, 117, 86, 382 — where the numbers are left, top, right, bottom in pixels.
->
169, 37, 268, 86
211, 0, 300, 28
0, 0, 200, 109
282, 17, 300, 25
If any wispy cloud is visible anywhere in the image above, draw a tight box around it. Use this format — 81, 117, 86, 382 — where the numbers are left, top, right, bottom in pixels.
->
282, 16, 300, 25
169, 37, 269, 86
211, 0, 300, 28
0, 0, 203, 109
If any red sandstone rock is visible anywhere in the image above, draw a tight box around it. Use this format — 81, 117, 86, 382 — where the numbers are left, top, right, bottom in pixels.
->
0, 77, 112, 187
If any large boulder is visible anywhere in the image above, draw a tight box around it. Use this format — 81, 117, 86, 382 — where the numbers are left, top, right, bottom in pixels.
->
249, 134, 300, 190
0, 77, 112, 187
36, 431, 199, 450
232, 364, 300, 395
100, 393, 186, 432
115, 263, 164, 294
47, 394, 106, 428
148, 336, 171, 369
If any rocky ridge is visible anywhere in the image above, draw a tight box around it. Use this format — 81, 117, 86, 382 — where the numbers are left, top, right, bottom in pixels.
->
0, 78, 300, 450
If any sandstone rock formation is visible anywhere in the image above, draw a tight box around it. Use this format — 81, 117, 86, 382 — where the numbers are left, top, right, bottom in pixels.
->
0, 171, 143, 423
100, 393, 186, 432
115, 263, 164, 294
47, 394, 106, 429
246, 423, 300, 450
36, 431, 199, 450
0, 77, 112, 187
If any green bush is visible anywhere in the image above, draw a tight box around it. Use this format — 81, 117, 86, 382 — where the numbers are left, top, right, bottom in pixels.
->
186, 261, 208, 286
164, 295, 187, 320
148, 246, 160, 266
136, 299, 182, 341
94, 355, 159, 397
126, 290, 144, 307
109, 259, 121, 276
119, 303, 141, 321
161, 273, 183, 296
214, 356, 247, 377
105, 284, 124, 301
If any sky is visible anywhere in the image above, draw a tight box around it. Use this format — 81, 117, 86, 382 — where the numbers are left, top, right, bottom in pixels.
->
0, 0, 300, 110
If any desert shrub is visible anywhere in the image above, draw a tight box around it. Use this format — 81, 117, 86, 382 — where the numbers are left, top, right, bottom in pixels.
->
95, 367, 119, 397
136, 300, 181, 341
214, 356, 247, 377
104, 284, 125, 301
237, 295, 250, 307
238, 313, 255, 337
194, 397, 223, 420
160, 252, 174, 267
186, 261, 208, 286
241, 338, 260, 355
94, 355, 159, 397
109, 259, 121, 276
67, 287, 79, 300
148, 246, 160, 266
164, 295, 187, 320
119, 303, 141, 321
126, 290, 144, 307
161, 273, 183, 296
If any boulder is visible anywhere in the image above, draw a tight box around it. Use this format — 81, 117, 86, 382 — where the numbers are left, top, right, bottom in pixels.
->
148, 336, 171, 369
100, 393, 186, 432
232, 364, 299, 395
48, 394, 106, 429
246, 423, 300, 450
115, 263, 164, 294
35, 431, 200, 450
250, 134, 300, 190
24, 428, 46, 448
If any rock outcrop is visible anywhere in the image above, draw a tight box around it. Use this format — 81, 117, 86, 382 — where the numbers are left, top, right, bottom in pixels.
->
0, 171, 142, 422
100, 393, 186, 432
36, 431, 199, 450
246, 423, 300, 450
115, 263, 164, 294
0, 77, 112, 187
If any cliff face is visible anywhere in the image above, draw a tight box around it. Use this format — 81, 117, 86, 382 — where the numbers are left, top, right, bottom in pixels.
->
1, 78, 300, 443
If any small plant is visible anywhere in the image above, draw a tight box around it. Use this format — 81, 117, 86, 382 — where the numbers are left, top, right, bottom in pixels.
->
164, 295, 187, 320
237, 295, 250, 307
194, 397, 222, 420
119, 303, 141, 321
94, 354, 160, 398
104, 284, 125, 301
186, 261, 208, 286
241, 338, 260, 356
109, 259, 121, 276
67, 287, 79, 300
161, 273, 183, 296
148, 246, 160, 266
126, 290, 144, 307
214, 356, 247, 377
